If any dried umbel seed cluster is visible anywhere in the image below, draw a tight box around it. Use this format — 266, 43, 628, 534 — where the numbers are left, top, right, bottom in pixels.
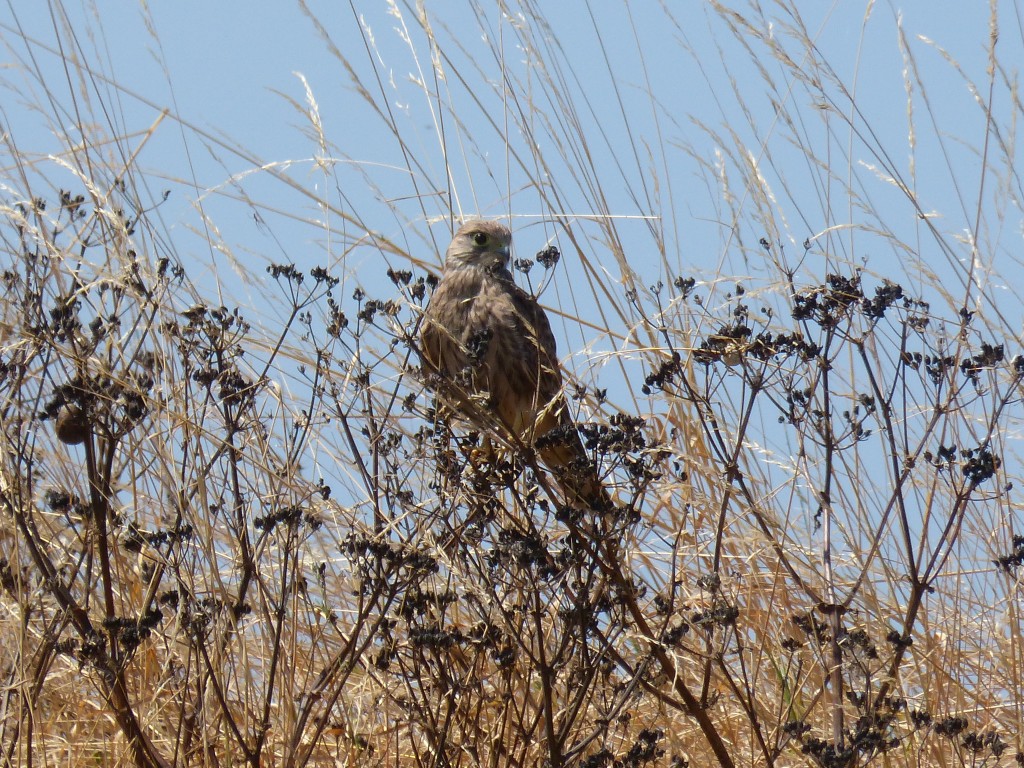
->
43, 364, 153, 447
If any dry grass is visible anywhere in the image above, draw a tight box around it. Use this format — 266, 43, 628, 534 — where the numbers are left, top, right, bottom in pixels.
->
0, 2, 1021, 767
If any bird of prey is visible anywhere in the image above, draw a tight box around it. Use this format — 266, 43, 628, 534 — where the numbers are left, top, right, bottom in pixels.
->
419, 220, 610, 512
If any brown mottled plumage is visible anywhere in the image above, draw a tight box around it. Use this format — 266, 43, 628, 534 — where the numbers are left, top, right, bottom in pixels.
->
420, 220, 610, 511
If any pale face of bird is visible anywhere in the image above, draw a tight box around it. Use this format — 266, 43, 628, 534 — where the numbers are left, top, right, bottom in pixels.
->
443, 220, 512, 272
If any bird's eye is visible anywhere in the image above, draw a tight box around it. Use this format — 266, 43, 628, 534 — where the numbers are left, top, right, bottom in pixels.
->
472, 232, 488, 246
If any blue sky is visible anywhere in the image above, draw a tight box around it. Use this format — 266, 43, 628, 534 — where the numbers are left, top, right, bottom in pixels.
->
2, 2, 1020, 415
3, 3, 1008, 280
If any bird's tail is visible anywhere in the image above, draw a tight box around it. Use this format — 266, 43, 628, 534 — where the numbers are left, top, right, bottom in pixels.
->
536, 427, 613, 513
555, 464, 613, 513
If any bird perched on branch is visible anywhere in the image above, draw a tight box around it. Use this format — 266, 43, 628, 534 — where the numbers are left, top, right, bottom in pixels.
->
419, 220, 611, 512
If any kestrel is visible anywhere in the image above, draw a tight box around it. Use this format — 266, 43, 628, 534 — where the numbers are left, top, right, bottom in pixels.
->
420, 220, 610, 511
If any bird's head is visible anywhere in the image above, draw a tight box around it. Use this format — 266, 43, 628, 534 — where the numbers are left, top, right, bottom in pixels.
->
444, 220, 512, 272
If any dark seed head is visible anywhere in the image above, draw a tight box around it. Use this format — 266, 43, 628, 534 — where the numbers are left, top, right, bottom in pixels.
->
55, 406, 90, 445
